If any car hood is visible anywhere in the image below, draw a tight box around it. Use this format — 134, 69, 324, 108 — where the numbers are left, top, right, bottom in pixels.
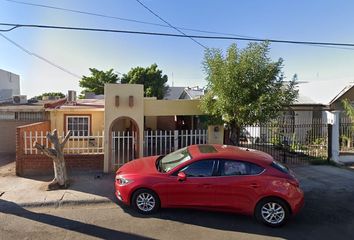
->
116, 156, 160, 175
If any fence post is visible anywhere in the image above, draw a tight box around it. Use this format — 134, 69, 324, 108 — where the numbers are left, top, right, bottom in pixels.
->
329, 111, 340, 163
327, 124, 332, 161
174, 130, 179, 151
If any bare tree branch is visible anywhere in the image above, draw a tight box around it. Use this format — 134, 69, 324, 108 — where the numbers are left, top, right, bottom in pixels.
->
46, 131, 56, 144
60, 131, 71, 150
34, 142, 56, 159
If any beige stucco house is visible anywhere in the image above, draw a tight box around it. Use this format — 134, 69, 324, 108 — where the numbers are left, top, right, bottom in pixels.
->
14, 84, 223, 175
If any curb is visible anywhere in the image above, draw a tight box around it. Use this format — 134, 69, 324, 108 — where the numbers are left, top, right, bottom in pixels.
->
0, 198, 115, 209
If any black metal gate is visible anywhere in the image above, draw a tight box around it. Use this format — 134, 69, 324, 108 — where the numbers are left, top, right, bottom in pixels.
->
226, 120, 328, 165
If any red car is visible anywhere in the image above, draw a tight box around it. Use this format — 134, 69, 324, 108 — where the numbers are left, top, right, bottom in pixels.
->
115, 144, 304, 227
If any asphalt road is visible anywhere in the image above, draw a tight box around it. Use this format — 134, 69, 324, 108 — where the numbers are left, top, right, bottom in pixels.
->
1, 165, 354, 240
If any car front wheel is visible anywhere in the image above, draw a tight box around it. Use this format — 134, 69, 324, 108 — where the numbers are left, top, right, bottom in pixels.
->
132, 189, 160, 214
255, 197, 289, 227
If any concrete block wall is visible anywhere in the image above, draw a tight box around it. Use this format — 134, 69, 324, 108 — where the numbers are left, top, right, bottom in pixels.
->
0, 120, 35, 153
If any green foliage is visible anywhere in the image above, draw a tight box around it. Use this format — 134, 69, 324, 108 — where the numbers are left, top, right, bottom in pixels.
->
341, 99, 354, 147
79, 68, 119, 95
342, 98, 354, 139
200, 42, 298, 144
270, 135, 282, 147
342, 98, 354, 122
35, 92, 65, 100
121, 64, 168, 99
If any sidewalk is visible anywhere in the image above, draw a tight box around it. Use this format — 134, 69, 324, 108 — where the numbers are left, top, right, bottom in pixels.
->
0, 161, 116, 208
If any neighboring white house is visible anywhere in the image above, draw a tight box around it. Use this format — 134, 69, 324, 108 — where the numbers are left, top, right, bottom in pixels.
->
0, 69, 20, 102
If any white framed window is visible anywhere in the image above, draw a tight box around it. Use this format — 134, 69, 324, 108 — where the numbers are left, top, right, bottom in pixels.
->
66, 115, 90, 136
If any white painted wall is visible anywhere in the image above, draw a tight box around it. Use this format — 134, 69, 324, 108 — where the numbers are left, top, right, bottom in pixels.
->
0, 69, 20, 101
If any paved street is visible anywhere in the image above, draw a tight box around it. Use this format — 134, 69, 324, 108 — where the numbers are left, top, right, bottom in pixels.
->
1, 154, 354, 240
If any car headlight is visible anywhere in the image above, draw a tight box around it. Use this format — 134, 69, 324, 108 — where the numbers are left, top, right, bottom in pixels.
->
115, 175, 133, 186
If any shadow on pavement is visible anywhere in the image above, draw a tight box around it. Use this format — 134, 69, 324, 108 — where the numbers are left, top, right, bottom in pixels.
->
0, 153, 15, 168
19, 171, 117, 203
0, 199, 152, 240
118, 201, 344, 240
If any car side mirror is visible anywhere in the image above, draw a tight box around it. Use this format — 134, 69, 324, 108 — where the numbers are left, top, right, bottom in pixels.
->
177, 172, 186, 182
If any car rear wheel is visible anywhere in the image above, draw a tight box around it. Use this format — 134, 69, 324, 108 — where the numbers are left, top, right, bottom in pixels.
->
255, 197, 289, 227
132, 189, 160, 214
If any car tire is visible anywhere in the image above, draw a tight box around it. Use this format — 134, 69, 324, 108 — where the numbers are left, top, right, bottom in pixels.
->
132, 189, 160, 214
255, 197, 290, 227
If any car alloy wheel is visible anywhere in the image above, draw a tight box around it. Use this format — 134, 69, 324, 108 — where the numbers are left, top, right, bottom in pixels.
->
132, 189, 160, 214
261, 202, 285, 225
255, 197, 289, 227
136, 192, 155, 212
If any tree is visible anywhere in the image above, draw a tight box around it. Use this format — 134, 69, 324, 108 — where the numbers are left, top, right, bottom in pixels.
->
121, 64, 168, 99
35, 92, 65, 100
79, 68, 119, 95
342, 99, 354, 121
201, 42, 298, 145
34, 130, 71, 190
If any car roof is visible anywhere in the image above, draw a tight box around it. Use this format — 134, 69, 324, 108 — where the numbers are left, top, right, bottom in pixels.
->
188, 144, 274, 166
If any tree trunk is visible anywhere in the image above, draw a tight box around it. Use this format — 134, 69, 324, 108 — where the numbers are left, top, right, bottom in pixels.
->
229, 122, 241, 146
34, 130, 71, 190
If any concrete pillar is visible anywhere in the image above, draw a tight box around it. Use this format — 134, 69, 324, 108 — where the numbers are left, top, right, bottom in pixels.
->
207, 125, 224, 144
330, 111, 340, 163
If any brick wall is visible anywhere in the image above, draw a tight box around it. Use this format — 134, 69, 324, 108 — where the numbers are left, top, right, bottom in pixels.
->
20, 154, 104, 176
16, 121, 104, 176
16, 121, 51, 175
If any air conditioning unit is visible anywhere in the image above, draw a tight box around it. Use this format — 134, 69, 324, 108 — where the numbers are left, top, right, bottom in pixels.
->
13, 95, 27, 104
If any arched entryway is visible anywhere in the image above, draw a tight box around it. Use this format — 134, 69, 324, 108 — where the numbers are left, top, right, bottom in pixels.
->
109, 116, 139, 170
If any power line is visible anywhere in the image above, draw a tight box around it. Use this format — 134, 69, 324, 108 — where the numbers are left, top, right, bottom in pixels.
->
1, 23, 354, 49
3, 0, 167, 29
135, 0, 207, 50
3, 0, 249, 38
0, 33, 81, 78
4, 0, 354, 51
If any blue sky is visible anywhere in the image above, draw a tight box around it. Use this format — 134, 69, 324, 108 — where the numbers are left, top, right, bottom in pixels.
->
1, 0, 354, 103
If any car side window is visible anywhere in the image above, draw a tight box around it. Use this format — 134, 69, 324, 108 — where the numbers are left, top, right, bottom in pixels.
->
221, 160, 264, 176
179, 160, 216, 177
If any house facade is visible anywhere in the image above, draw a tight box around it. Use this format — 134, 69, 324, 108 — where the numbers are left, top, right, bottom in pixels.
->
0, 69, 20, 102
16, 82, 351, 175
15, 84, 223, 175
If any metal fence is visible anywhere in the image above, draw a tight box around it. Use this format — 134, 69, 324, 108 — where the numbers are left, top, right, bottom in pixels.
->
23, 131, 104, 154
0, 111, 48, 121
143, 129, 208, 157
111, 131, 137, 168
234, 121, 328, 164
110, 129, 207, 169
339, 117, 354, 152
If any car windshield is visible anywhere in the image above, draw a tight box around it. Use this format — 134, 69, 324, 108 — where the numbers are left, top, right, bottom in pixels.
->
160, 147, 191, 172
